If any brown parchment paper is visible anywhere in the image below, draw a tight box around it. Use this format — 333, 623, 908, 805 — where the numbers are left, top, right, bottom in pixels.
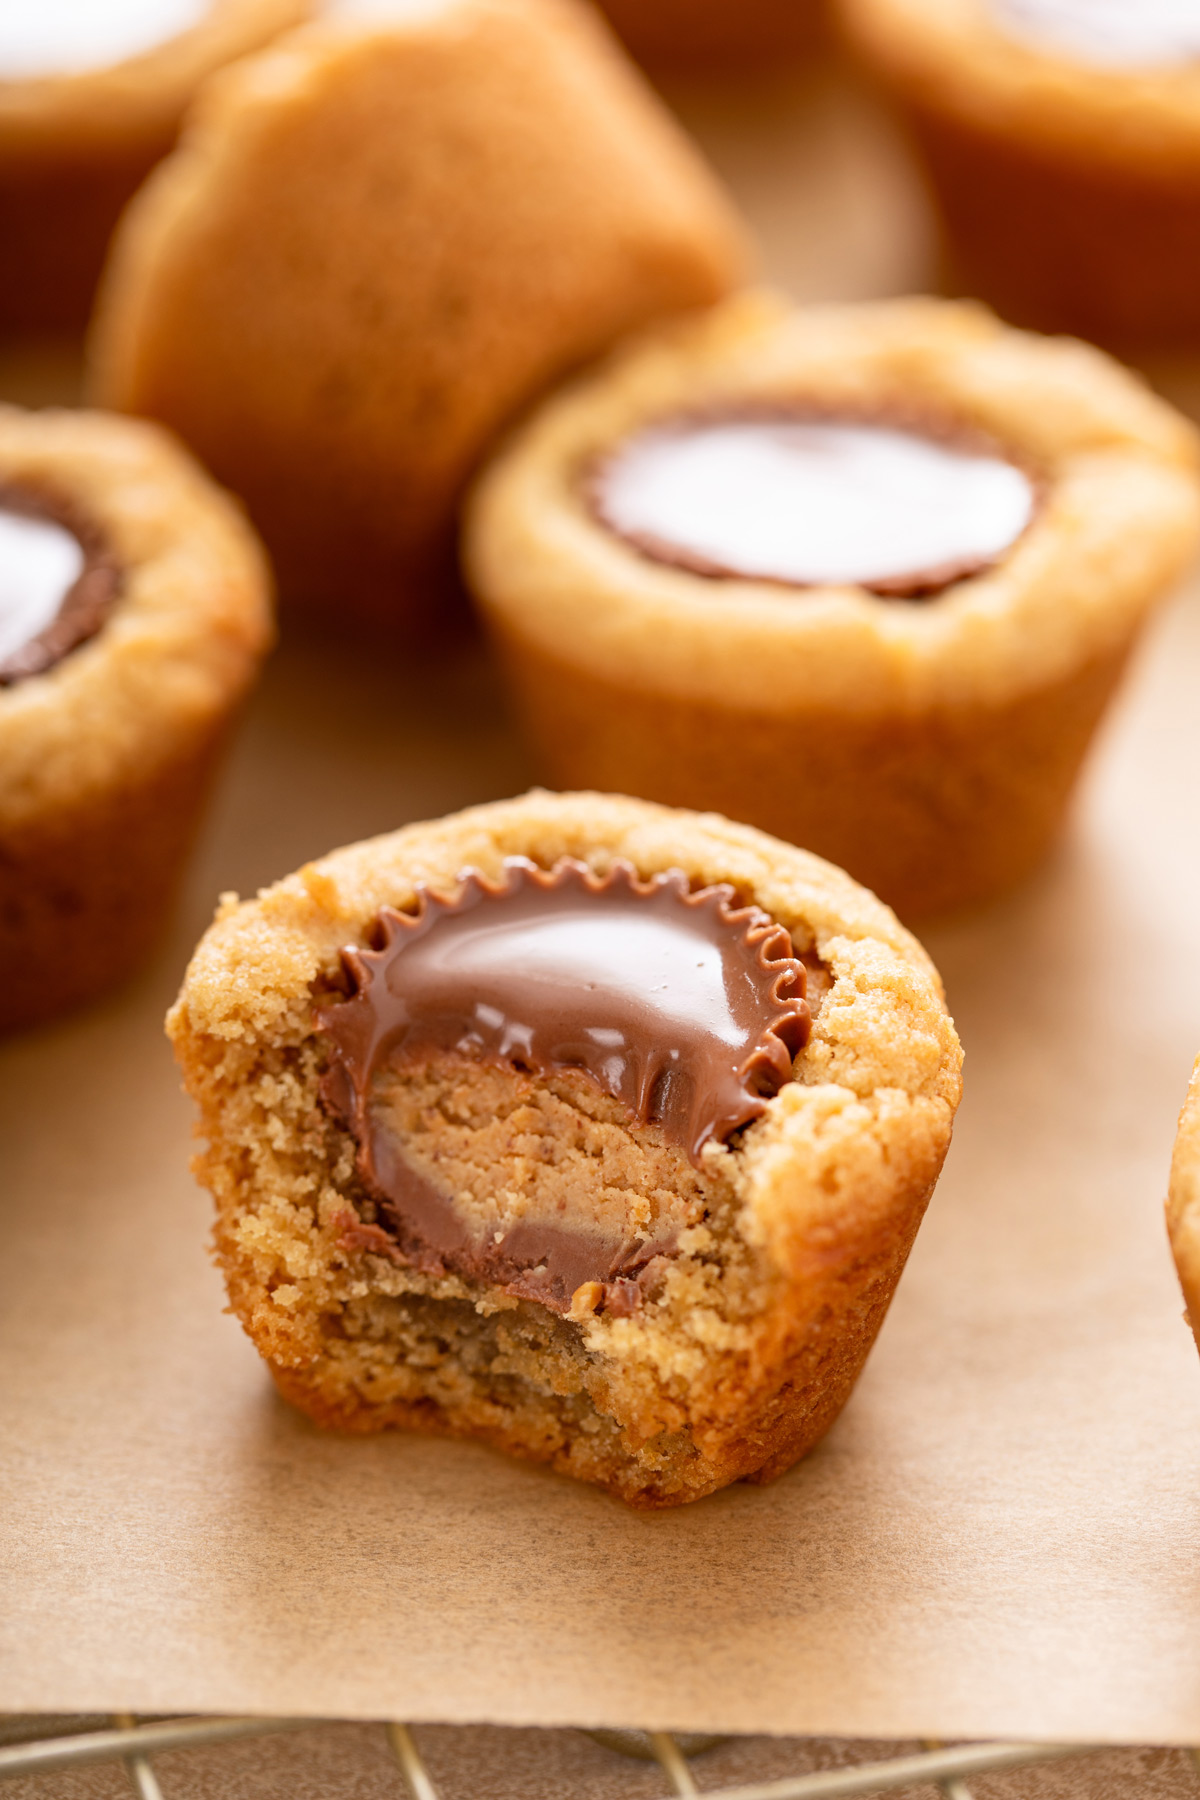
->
4, 63, 1200, 1750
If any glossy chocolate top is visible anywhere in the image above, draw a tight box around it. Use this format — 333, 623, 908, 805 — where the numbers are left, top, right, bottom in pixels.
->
991, 0, 1200, 68
0, 0, 209, 80
590, 410, 1036, 599
0, 486, 120, 686
321, 857, 811, 1164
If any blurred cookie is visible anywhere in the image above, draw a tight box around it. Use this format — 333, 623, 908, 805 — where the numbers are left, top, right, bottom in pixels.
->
596, 0, 822, 72
1169, 1057, 1200, 1352
0, 404, 272, 1031
465, 292, 1200, 919
840, 0, 1200, 348
90, 0, 749, 634
0, 0, 310, 334
169, 789, 962, 1506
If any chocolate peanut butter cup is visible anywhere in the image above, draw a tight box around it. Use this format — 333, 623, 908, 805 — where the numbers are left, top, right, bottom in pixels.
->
587, 406, 1037, 598
465, 293, 1200, 919
169, 790, 963, 1507
839, 0, 1200, 349
0, 403, 272, 1031
318, 856, 811, 1314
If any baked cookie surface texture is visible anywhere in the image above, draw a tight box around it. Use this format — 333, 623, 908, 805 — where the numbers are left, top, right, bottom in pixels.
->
839, 0, 1200, 348
0, 403, 272, 1031
89, 0, 749, 635
465, 293, 1200, 920
170, 790, 963, 1507
0, 0, 310, 334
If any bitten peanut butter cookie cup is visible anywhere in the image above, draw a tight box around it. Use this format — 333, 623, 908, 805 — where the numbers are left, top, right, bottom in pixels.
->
465, 293, 1200, 920
89, 0, 748, 636
839, 0, 1200, 349
0, 0, 309, 334
169, 790, 963, 1507
0, 403, 272, 1032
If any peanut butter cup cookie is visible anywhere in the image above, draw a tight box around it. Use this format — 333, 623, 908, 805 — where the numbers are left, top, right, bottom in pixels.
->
90, 0, 748, 635
0, 404, 272, 1032
169, 790, 962, 1507
839, 0, 1200, 347
0, 0, 309, 334
465, 293, 1200, 919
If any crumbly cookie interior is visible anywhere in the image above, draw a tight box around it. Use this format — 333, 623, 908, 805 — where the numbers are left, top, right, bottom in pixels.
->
204, 1016, 783, 1502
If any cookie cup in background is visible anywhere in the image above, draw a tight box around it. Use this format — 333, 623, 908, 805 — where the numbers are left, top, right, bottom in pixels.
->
168, 790, 962, 1508
838, 0, 1200, 349
0, 0, 310, 335
465, 294, 1200, 921
0, 405, 272, 1032
1168, 1058, 1200, 1353
596, 0, 822, 72
88, 0, 748, 636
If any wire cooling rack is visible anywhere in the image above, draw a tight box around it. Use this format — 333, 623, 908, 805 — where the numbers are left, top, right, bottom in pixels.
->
2, 1715, 1195, 1799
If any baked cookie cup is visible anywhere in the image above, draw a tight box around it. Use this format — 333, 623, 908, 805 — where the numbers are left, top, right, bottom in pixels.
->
838, 0, 1200, 348
1168, 1057, 1200, 1353
89, 0, 748, 636
0, 404, 272, 1032
464, 293, 1200, 921
168, 790, 962, 1508
0, 0, 310, 334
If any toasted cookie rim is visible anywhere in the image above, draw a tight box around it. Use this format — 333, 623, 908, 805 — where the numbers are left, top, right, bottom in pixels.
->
464, 293, 1200, 714
0, 404, 273, 826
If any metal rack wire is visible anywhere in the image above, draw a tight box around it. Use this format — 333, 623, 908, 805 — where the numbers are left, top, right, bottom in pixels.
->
2, 1714, 1188, 1799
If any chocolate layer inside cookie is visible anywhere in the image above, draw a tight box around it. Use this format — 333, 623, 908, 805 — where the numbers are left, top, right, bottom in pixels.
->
0, 485, 120, 685
989, 0, 1200, 68
590, 409, 1035, 597
319, 857, 813, 1314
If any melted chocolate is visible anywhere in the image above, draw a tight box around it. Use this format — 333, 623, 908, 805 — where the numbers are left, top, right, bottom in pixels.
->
0, 484, 120, 686
318, 858, 813, 1313
589, 405, 1036, 600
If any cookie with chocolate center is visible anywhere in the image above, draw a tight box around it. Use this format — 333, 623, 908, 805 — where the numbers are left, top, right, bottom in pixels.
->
169, 790, 962, 1507
0, 403, 272, 1031
464, 292, 1200, 919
